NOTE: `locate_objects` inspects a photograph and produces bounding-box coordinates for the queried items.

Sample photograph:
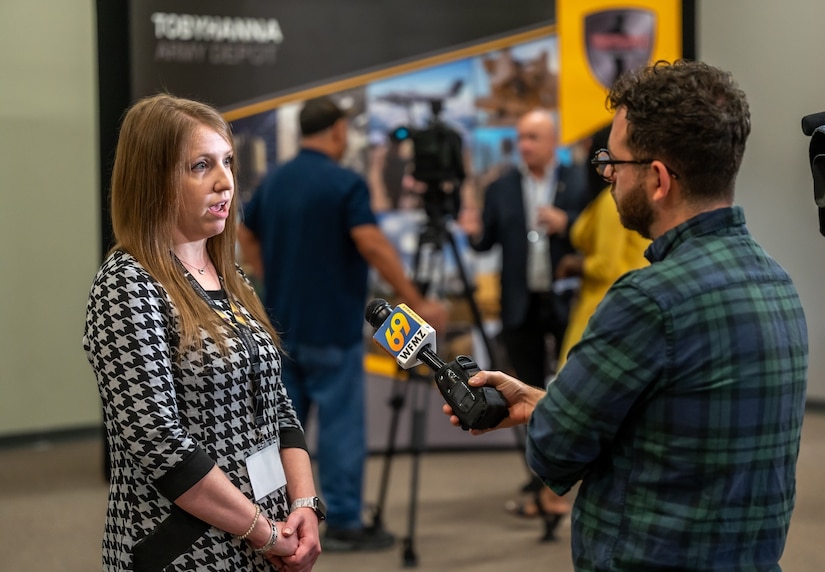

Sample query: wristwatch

[290,496,327,521]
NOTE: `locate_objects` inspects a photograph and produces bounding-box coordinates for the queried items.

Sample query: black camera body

[800,111,825,236]
[390,100,466,221]
[434,355,509,431]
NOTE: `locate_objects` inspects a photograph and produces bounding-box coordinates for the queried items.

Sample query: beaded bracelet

[252,517,279,555]
[233,504,262,541]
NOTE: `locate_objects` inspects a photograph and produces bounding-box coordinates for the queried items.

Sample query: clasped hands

[254,511,320,572]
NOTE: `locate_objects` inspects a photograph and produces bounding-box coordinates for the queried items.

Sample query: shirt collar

[645,206,746,263]
[518,160,558,183]
[299,147,335,162]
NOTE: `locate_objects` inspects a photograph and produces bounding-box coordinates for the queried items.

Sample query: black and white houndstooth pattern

[84,250,303,571]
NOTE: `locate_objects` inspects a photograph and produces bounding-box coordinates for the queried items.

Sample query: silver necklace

[177,256,209,275]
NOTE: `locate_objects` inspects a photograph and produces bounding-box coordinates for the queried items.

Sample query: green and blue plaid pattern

[527,207,808,571]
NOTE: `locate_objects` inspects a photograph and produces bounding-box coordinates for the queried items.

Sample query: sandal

[504,498,542,519]
[505,487,570,542]
[534,487,569,542]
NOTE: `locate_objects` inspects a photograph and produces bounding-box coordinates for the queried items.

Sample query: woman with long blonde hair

[84,93,322,571]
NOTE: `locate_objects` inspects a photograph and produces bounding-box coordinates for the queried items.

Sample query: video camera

[390,100,466,222]
[800,112,825,236]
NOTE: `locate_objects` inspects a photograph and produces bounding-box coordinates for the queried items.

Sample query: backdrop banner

[130,0,556,110]
[558,0,683,145]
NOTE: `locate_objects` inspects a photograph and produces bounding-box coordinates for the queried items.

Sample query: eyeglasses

[591,148,679,182]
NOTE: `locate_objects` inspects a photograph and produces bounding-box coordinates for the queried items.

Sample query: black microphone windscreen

[365,298,392,328]
[801,112,825,136]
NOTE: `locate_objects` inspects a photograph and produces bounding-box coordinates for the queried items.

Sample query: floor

[1,412,824,571]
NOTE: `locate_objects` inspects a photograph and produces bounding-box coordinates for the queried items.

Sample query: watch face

[293,497,326,520]
[314,497,327,521]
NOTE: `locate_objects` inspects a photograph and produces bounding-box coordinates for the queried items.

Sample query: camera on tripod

[390,100,466,222]
[800,111,825,236]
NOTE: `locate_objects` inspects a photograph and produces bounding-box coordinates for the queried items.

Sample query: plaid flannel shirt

[527,206,808,571]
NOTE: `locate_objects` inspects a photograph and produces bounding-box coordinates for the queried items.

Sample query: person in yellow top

[502,126,649,534]
[555,183,651,368]
[503,126,649,532]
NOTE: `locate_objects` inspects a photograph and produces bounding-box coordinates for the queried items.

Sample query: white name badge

[245,441,287,501]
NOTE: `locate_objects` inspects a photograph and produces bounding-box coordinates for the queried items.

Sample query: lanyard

[177,259,266,429]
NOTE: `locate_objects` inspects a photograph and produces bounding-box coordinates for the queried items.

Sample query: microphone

[365,298,441,370]
[365,298,508,430]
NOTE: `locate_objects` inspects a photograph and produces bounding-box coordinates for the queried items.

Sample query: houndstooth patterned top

[83,250,306,571]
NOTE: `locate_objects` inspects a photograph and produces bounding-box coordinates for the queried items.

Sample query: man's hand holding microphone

[441,370,546,435]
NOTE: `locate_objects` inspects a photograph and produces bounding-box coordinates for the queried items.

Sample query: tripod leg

[371,372,409,531]
[411,228,434,296]
[445,231,498,370]
[402,373,429,567]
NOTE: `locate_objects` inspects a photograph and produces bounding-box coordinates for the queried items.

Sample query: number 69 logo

[384,312,411,352]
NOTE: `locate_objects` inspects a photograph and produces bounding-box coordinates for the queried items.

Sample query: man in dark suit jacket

[460,108,588,527]
[461,109,588,389]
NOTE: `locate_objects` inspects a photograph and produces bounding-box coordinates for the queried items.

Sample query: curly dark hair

[607,59,751,203]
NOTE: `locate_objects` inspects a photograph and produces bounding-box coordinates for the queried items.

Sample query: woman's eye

[192,160,208,171]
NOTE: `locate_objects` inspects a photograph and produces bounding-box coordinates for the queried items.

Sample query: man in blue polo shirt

[240,96,447,552]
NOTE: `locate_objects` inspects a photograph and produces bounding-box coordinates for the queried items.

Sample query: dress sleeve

[83,261,215,498]
[274,374,308,452]
[525,277,667,494]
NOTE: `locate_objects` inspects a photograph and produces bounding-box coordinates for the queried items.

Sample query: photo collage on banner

[227,0,685,369]
[229,34,582,367]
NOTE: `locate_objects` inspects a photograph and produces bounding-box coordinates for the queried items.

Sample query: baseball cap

[299,96,349,136]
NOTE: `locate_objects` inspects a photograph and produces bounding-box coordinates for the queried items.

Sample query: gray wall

[1,2,101,437]
[697,1,825,402]
[1,1,824,438]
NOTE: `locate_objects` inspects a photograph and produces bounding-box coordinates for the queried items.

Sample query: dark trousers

[501,291,568,389]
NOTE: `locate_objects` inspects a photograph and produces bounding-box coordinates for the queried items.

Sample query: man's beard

[614,179,654,240]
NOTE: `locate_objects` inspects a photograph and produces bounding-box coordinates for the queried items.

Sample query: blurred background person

[238,96,448,552]
[459,108,588,389]
[512,124,650,527]
[458,107,589,536]
[555,124,651,368]
[84,93,321,571]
